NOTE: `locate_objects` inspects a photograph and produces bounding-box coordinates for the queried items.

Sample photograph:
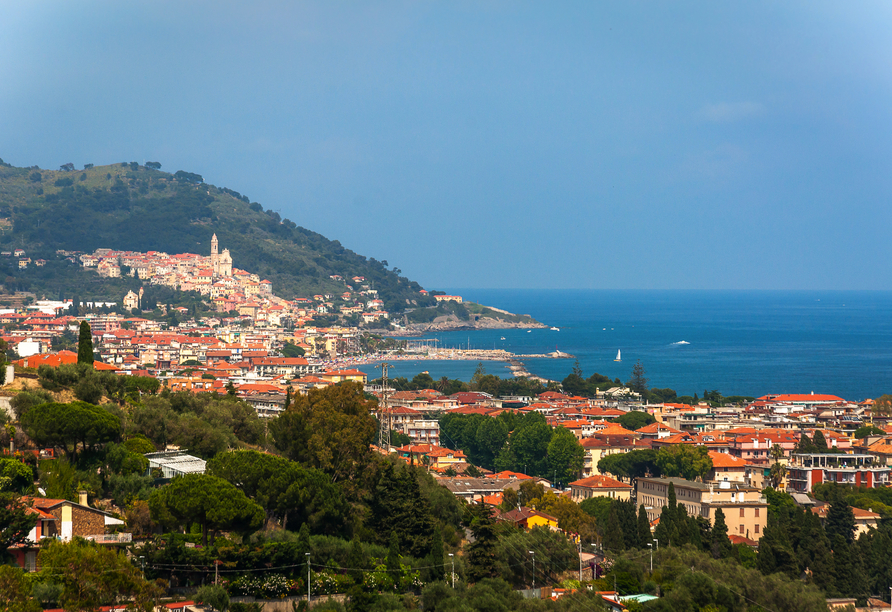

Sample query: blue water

[359,290,892,401]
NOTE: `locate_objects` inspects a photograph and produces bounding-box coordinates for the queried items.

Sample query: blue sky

[2,2,891,290]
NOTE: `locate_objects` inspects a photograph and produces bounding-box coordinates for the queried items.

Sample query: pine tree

[77,321,94,365]
[626,360,649,395]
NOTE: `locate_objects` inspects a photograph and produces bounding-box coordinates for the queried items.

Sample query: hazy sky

[2,2,891,290]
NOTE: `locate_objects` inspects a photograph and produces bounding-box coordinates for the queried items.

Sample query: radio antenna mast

[378,362,391,450]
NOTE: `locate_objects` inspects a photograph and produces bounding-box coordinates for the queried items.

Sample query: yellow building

[497,507,559,530]
[319,369,367,384]
[569,475,632,502]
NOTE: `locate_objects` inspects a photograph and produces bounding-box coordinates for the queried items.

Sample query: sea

[355,290,892,401]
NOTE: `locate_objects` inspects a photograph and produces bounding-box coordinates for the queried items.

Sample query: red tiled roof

[569,475,631,489]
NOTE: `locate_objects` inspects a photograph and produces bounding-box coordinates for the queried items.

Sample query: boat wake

[671,341,690,345]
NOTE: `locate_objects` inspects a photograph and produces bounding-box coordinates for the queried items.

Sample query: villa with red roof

[569,475,632,502]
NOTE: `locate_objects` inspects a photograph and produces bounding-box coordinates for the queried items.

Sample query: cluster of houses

[74,235,393,326]
[370,388,892,550]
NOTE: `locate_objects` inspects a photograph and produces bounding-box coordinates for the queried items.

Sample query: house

[497,507,559,530]
[707,451,747,483]
[319,369,368,384]
[637,477,768,541]
[11,493,129,572]
[568,475,632,502]
[786,453,891,493]
[811,503,879,537]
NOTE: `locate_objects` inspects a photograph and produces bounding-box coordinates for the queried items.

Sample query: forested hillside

[0,159,433,311]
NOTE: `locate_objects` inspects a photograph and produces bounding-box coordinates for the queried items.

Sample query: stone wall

[48,503,107,538]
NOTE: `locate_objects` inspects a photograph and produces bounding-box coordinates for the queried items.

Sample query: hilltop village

[2,236,892,611]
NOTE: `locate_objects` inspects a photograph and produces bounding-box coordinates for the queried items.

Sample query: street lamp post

[654,538,659,551]
[647,543,653,572]
[529,551,535,590]
[306,553,311,604]
[448,553,455,588]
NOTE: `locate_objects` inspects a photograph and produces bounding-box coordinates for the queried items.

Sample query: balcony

[85,533,132,544]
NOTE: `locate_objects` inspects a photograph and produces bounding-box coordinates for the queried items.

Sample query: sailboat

[614,350,622,362]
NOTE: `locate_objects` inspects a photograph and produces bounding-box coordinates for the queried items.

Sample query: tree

[768,444,787,489]
[711,508,731,559]
[509,419,553,478]
[77,321,94,365]
[207,449,346,534]
[367,460,436,558]
[195,585,229,611]
[148,473,264,546]
[0,565,42,612]
[655,445,712,481]
[546,426,584,485]
[474,418,509,470]
[615,411,656,431]
[21,401,121,459]
[854,424,884,439]
[874,394,892,416]
[796,433,816,453]
[638,504,652,547]
[825,499,856,544]
[626,360,648,395]
[0,458,34,492]
[465,502,499,582]
[0,492,37,555]
[145,161,162,170]
[38,537,163,612]
[269,382,376,489]
[811,430,829,452]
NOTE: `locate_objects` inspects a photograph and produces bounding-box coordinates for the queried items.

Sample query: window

[754,508,760,518]
[739,524,744,534]
[755,524,760,534]
[740,508,745,517]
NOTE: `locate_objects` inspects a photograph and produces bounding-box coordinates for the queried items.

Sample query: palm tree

[769,444,787,489]
[437,376,450,393]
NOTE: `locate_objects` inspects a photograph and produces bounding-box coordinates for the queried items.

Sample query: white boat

[614,349,622,362]
[500,336,506,340]
[550,326,559,331]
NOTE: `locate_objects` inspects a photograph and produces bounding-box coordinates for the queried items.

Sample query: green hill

[0,159,434,312]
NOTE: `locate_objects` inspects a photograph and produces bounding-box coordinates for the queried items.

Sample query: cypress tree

[603,503,625,552]
[386,530,401,576]
[796,433,816,453]
[465,502,499,582]
[711,508,732,559]
[812,430,829,452]
[637,504,652,547]
[77,321,94,365]
[825,500,856,544]
[428,526,445,581]
[347,535,366,584]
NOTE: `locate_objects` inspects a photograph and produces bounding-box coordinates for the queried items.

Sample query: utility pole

[529,550,535,590]
[648,543,653,572]
[378,362,391,450]
[214,560,219,586]
[578,538,582,581]
[449,553,455,588]
[306,553,311,604]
